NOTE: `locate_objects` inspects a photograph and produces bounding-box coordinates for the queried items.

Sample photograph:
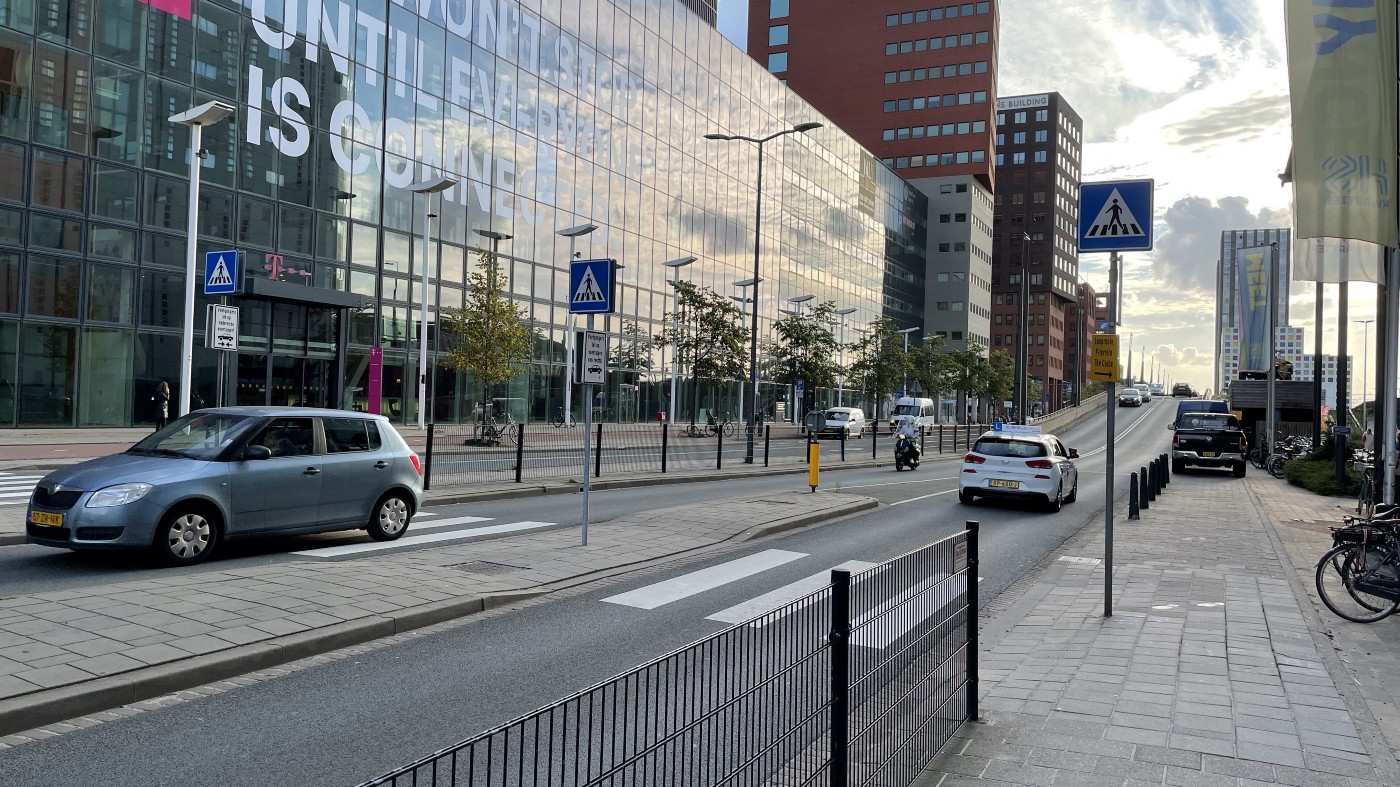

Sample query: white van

[889,397,938,429]
[818,407,866,439]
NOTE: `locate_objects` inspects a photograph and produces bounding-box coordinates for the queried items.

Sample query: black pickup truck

[1171,412,1247,477]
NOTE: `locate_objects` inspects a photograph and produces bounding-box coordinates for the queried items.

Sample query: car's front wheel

[368,492,412,541]
[154,505,220,566]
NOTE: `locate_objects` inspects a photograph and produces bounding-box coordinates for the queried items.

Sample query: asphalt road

[0,399,1184,787]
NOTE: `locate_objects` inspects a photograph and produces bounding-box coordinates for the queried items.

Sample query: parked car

[1118,388,1143,407]
[958,430,1079,511]
[26,407,423,565]
[1170,398,1229,430]
[1171,412,1247,477]
[818,407,866,439]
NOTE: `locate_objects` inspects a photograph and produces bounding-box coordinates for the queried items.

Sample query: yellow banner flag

[1286,0,1398,249]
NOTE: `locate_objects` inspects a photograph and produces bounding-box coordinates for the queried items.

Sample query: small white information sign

[578,330,607,385]
[206,304,239,351]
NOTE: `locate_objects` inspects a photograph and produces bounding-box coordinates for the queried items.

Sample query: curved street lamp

[704,121,823,462]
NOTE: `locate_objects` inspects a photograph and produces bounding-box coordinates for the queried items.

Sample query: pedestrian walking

[153,381,170,430]
[1365,427,1374,453]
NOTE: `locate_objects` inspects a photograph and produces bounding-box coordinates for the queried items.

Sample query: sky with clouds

[716,0,1374,393]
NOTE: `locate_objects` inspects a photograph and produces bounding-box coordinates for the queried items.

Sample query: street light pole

[898,327,919,400]
[835,307,857,407]
[705,121,823,464]
[1357,318,1374,428]
[557,224,598,427]
[663,255,698,425]
[1016,231,1031,423]
[169,100,234,418]
[408,176,458,430]
[732,277,759,423]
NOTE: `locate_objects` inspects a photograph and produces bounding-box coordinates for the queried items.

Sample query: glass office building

[0,0,926,427]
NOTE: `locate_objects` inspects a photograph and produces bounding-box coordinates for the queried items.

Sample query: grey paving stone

[1201,754,1276,781]
[1297,729,1368,755]
[1169,733,1235,757]
[1104,725,1168,746]
[983,758,1055,786]
[1025,748,1098,773]
[1236,740,1305,768]
[935,753,989,777]
[1046,771,1127,787]
[1093,754,1166,783]
[12,663,96,688]
[68,652,146,677]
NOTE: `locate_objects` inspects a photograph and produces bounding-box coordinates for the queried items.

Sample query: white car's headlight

[86,482,154,508]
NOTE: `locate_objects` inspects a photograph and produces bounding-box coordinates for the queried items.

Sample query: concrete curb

[0,590,547,738]
[0,493,878,737]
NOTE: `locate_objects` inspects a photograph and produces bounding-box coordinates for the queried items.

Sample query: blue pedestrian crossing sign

[569,258,615,314]
[203,250,240,295]
[1078,180,1154,252]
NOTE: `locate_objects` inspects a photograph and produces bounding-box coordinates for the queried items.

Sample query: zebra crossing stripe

[706,560,878,625]
[602,549,808,610]
[851,572,965,649]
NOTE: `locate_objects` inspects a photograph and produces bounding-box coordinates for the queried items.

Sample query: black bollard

[1140,466,1150,510]
[1148,462,1158,502]
[1129,473,1140,520]
[1161,452,1171,486]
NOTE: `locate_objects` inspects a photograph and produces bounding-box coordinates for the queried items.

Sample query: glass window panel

[318,215,349,262]
[137,268,182,327]
[383,230,412,275]
[29,214,81,252]
[279,206,314,255]
[0,251,17,313]
[199,186,233,239]
[31,148,84,212]
[35,0,91,50]
[769,25,788,46]
[0,206,19,246]
[86,263,133,323]
[89,224,135,261]
[18,322,75,425]
[238,195,275,248]
[91,163,138,222]
[78,326,132,425]
[350,224,379,269]
[25,254,79,318]
[771,0,788,18]
[0,31,31,141]
[237,299,270,352]
[144,174,187,230]
[767,52,787,73]
[32,44,90,152]
[141,76,191,174]
[93,0,144,67]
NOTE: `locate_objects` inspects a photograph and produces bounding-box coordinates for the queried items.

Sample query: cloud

[1149,196,1291,295]
[1165,92,1291,150]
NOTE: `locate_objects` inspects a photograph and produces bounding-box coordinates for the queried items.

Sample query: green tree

[848,318,916,414]
[985,349,1015,408]
[440,247,535,426]
[909,334,953,397]
[659,281,747,424]
[767,300,841,412]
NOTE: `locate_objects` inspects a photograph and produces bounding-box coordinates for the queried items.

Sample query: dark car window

[252,417,316,457]
[324,417,375,453]
[130,413,255,460]
[972,438,1048,458]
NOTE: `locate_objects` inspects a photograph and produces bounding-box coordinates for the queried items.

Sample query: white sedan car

[958,430,1080,511]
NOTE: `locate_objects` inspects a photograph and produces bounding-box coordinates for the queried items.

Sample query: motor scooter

[894,433,921,471]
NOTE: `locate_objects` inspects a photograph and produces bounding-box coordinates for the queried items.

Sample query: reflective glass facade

[0,0,926,427]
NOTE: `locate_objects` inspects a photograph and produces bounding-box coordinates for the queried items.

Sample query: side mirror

[1069,448,1080,459]
[242,444,273,461]
[1168,424,1176,430]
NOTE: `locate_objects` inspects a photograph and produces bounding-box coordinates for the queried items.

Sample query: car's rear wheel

[1046,487,1063,512]
[154,505,220,566]
[1233,462,1247,478]
[1172,458,1185,474]
[958,489,975,504]
[1065,481,1077,504]
[368,492,412,541]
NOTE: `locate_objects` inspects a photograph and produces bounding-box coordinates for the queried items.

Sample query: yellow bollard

[808,440,820,492]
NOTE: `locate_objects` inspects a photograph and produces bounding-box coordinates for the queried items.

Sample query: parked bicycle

[1266,435,1313,478]
[551,407,576,428]
[1316,514,1400,623]
[708,412,736,438]
[478,415,518,445]
[1356,450,1377,516]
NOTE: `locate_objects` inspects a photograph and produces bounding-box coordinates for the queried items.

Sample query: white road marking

[839,477,959,489]
[294,520,556,558]
[602,549,808,610]
[1080,401,1160,458]
[0,490,36,499]
[706,560,879,624]
[413,510,438,517]
[889,489,958,506]
[852,572,965,649]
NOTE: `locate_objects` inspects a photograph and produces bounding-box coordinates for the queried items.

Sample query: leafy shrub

[1282,458,1360,497]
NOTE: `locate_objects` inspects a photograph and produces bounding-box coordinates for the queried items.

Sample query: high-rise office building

[989,93,1084,413]
[0,0,927,428]
[748,0,999,356]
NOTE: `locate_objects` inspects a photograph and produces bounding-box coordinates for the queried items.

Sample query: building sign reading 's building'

[995,95,1049,111]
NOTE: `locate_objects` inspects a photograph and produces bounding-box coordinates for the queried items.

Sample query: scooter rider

[895,419,921,463]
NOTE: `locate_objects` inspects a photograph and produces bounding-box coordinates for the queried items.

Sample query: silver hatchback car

[27,407,423,565]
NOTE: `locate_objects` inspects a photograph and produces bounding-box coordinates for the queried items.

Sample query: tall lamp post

[1357,318,1375,429]
[169,100,234,418]
[705,121,824,463]
[557,224,598,426]
[732,277,760,423]
[1016,231,1031,422]
[788,295,815,421]
[663,255,698,424]
[407,176,458,429]
[475,228,513,423]
[834,307,857,406]
[897,327,919,398]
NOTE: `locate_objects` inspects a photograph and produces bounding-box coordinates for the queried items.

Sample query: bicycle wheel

[1359,477,1374,516]
[1268,456,1286,478]
[500,423,518,445]
[1315,543,1400,623]
[1250,447,1267,469]
[722,421,736,438]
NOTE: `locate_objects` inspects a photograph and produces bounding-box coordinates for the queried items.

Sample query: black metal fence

[422,422,991,488]
[355,522,979,787]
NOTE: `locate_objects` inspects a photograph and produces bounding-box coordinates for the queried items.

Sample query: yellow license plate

[989,479,1019,489]
[1202,451,1216,458]
[30,511,63,527]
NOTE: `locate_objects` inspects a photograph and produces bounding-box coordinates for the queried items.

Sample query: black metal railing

[356,522,979,787]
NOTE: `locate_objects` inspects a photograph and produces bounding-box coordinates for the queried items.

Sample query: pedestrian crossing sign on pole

[569,258,616,314]
[1078,180,1154,252]
[203,249,241,295]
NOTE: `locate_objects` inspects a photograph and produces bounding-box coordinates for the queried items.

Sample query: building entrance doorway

[235,355,333,407]
[229,302,342,408]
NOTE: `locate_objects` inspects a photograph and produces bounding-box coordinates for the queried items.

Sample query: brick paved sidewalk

[918,469,1400,787]
[0,490,875,737]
